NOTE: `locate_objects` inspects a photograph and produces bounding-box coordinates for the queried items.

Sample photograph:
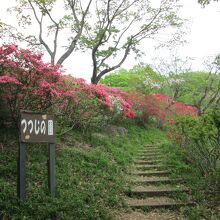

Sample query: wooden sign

[20,111,55,143]
[18,111,56,201]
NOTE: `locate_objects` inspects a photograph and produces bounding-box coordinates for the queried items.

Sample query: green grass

[0,123,166,219]
[161,142,220,220]
[1,124,219,219]
[2,122,219,220]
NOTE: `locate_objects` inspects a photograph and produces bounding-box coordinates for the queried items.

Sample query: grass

[2,123,219,219]
[161,141,220,220]
[0,122,166,219]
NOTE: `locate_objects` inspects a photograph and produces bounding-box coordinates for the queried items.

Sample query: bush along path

[120,143,194,219]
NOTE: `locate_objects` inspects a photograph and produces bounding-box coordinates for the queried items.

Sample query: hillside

[0,45,219,219]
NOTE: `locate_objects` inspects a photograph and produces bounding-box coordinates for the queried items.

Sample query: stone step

[131,170,170,176]
[144,143,164,147]
[132,176,183,184]
[138,150,161,154]
[137,153,162,157]
[135,164,165,170]
[143,144,157,147]
[134,159,163,165]
[126,197,193,209]
[128,185,189,197]
[138,155,164,160]
[138,151,162,154]
[138,155,163,159]
[137,152,163,157]
[138,148,160,152]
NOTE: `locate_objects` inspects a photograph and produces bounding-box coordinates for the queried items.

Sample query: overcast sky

[1,0,220,81]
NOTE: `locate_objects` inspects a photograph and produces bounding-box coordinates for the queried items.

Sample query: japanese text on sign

[20,112,55,143]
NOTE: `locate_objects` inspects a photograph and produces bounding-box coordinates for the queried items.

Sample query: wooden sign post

[18,111,56,201]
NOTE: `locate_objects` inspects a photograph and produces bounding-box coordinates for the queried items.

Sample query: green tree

[101,64,164,93]
[169,70,220,115]
[153,55,192,100]
[152,55,220,113]
[82,0,183,83]
[100,68,130,87]
[7,0,183,83]
[176,71,209,104]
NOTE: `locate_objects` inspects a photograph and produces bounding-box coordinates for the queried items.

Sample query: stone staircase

[125,144,193,210]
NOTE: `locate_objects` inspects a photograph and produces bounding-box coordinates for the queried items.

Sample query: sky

[1,0,220,81]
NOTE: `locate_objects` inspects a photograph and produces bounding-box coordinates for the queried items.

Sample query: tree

[169,62,220,115]
[10,0,93,65]
[101,64,164,93]
[82,0,183,83]
[8,0,183,83]
[100,68,130,87]
[153,55,192,100]
[194,57,220,115]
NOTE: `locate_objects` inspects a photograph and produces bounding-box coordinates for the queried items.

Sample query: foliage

[169,109,220,178]
[176,71,220,114]
[101,65,163,94]
[162,141,220,219]
[152,55,192,100]
[0,44,199,130]
[140,69,220,115]
[55,76,136,131]
[123,92,157,125]
[168,102,198,118]
[100,68,131,88]
[139,93,198,127]
[173,71,209,103]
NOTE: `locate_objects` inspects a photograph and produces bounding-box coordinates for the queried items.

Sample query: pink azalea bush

[0,44,198,130]
[0,45,135,129]
[146,93,198,124]
[0,44,66,122]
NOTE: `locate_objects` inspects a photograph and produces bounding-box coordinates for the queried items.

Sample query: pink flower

[125,111,135,118]
[0,75,21,85]
[39,80,51,88]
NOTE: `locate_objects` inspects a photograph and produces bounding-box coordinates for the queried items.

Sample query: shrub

[0,44,64,126]
[172,109,220,178]
[0,45,135,131]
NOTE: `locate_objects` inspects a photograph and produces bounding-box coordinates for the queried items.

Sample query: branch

[196,72,213,113]
[94,41,132,83]
[203,80,220,112]
[57,0,93,64]
[132,5,162,40]
[68,0,79,23]
[40,4,60,62]
[98,16,136,69]
[113,0,138,18]
[28,0,54,62]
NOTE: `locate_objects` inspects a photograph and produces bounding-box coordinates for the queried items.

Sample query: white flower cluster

[143,76,185,89]
[166,78,185,86]
[143,77,161,89]
[109,95,123,113]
